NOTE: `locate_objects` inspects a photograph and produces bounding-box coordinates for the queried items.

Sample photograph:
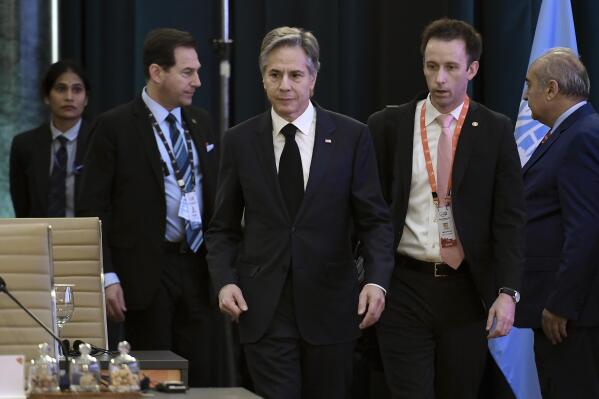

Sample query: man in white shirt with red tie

[368,18,525,399]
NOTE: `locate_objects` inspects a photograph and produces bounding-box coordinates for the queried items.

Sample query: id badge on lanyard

[436,202,458,248]
[420,97,469,250]
[178,192,202,224]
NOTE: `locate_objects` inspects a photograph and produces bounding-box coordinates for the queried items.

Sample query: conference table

[28,389,260,399]
[152,388,261,399]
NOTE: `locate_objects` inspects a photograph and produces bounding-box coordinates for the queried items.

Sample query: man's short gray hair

[533,47,590,99]
[259,26,320,76]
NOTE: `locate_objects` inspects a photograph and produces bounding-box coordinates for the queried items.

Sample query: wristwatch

[498,287,521,304]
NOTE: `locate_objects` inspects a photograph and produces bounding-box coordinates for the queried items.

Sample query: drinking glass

[54,284,75,356]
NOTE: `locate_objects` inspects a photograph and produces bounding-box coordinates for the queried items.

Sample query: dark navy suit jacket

[77,97,219,311]
[517,103,599,328]
[9,120,90,217]
[206,106,394,344]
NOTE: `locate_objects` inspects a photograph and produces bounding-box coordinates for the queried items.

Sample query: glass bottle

[28,342,60,393]
[70,342,101,391]
[109,341,140,392]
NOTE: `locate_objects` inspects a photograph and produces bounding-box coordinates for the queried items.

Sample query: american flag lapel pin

[324,138,332,144]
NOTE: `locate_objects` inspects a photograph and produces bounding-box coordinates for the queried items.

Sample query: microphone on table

[72,339,117,356]
[0,275,71,389]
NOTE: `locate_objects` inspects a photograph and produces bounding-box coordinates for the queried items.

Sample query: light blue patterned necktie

[166,113,203,252]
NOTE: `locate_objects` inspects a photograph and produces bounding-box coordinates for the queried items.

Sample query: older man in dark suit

[518,47,599,398]
[206,26,394,399]
[368,19,525,399]
[77,28,219,387]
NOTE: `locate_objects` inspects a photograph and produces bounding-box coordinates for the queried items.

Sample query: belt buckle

[434,262,448,278]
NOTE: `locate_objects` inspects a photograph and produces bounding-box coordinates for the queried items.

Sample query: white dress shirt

[397,95,464,262]
[271,101,316,189]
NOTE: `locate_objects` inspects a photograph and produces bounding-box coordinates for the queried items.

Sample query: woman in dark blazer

[9,60,91,217]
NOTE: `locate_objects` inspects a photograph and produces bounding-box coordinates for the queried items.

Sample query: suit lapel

[254,112,288,217]
[73,120,90,199]
[33,125,53,213]
[522,103,595,175]
[74,120,89,167]
[183,108,218,217]
[391,102,417,240]
[451,102,480,195]
[521,128,561,175]
[133,98,164,191]
[301,108,335,210]
[182,108,208,177]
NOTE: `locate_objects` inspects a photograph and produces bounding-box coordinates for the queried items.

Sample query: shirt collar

[424,94,464,127]
[271,101,315,137]
[552,100,587,132]
[50,118,82,141]
[142,87,182,126]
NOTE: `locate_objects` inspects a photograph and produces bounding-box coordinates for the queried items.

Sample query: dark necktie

[47,135,68,217]
[278,123,304,220]
[165,113,203,252]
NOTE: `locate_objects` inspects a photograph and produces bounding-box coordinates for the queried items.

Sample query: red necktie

[436,114,464,269]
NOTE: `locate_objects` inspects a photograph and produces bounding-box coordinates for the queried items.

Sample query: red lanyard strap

[419,96,469,202]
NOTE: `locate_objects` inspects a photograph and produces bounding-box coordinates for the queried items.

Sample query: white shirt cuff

[104,272,120,288]
[365,283,386,295]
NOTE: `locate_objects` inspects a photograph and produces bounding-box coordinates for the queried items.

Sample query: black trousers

[534,326,599,399]
[124,248,218,387]
[377,257,487,399]
[243,272,354,399]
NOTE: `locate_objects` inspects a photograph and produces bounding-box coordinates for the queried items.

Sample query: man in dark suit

[517,48,599,398]
[10,60,90,217]
[368,19,525,399]
[206,26,394,399]
[77,28,219,386]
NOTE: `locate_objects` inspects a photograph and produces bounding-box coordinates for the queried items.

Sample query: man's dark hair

[420,18,482,64]
[143,28,197,80]
[41,60,90,98]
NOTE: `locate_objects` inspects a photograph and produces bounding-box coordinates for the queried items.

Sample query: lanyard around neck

[145,106,196,192]
[419,96,469,202]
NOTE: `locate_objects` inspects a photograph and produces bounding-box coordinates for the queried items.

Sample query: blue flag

[491,2,579,399]
[514,0,578,165]
[489,328,541,399]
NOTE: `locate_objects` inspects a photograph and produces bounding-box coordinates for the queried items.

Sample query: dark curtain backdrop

[59,0,220,121]
[232,0,598,124]
[59,0,598,127]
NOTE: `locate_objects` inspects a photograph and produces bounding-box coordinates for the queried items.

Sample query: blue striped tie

[166,113,203,252]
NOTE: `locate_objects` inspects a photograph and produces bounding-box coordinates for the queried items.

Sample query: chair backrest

[0,223,57,359]
[0,218,107,351]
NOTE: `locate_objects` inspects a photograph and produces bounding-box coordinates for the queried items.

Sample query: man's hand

[358,285,386,329]
[218,284,248,322]
[542,308,568,345]
[486,293,515,338]
[105,283,126,322]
